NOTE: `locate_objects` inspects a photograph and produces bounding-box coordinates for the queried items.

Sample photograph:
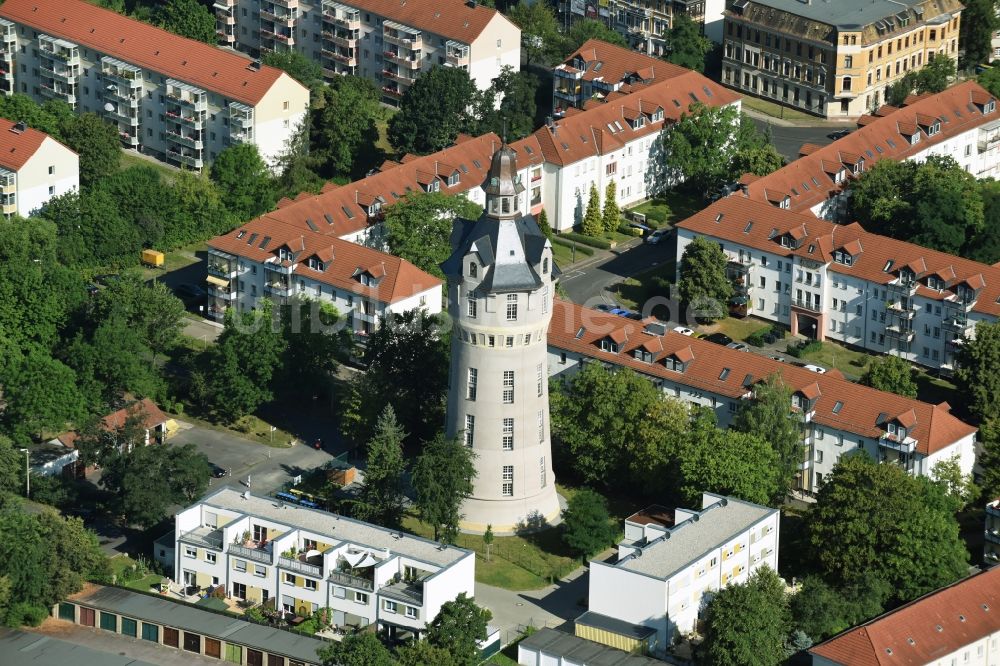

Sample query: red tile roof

[59,398,167,448]
[548,299,976,456]
[0,0,297,106]
[534,72,740,166]
[676,196,1000,319]
[209,217,441,305]
[558,39,691,88]
[239,132,542,240]
[342,0,507,44]
[739,81,1000,214]
[0,117,71,171]
[810,567,1000,665]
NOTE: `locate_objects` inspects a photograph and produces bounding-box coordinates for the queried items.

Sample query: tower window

[502,465,513,495]
[502,418,514,450]
[467,296,477,318]
[506,294,518,320]
[467,368,478,400]
[469,262,477,278]
[502,198,510,214]
[503,370,514,403]
[464,415,474,447]
[537,364,544,396]
[538,410,544,442]
[543,257,549,274]
[540,456,546,487]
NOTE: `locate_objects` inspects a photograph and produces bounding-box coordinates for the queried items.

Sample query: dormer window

[833,250,853,266]
[278,247,291,261]
[780,234,793,248]
[368,202,382,216]
[928,121,940,136]
[447,172,460,187]
[898,268,915,285]
[652,109,663,121]
[926,275,942,290]
[502,198,511,214]
[600,338,619,353]
[910,132,920,146]
[469,262,477,278]
[853,159,864,174]
[307,257,324,271]
[988,100,997,114]
[834,169,846,184]
[634,349,653,363]
[424,181,440,193]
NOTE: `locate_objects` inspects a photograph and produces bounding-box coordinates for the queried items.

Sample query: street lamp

[18,448,28,498]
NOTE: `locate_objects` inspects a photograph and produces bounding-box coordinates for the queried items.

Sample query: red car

[312,438,323,450]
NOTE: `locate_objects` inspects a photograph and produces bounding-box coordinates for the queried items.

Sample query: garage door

[99,612,117,632]
[246,648,263,666]
[205,637,222,659]
[184,631,201,653]
[225,643,242,664]
[164,626,179,648]
[79,607,95,627]
[141,622,158,642]
[120,617,138,638]
[58,603,75,621]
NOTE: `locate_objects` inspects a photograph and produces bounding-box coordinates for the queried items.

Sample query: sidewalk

[741,104,855,129]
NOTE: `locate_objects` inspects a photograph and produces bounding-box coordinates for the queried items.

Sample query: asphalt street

[750,117,854,162]
[560,240,673,309]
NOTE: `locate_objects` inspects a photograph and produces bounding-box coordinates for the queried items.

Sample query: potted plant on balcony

[241,529,251,546]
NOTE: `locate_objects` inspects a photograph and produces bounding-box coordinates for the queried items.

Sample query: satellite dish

[103,102,115,112]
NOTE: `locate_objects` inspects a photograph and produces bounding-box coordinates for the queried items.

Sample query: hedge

[561,232,612,250]
[551,236,595,256]
[786,339,823,358]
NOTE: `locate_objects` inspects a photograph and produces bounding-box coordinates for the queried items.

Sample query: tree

[860,355,918,398]
[389,67,482,155]
[341,310,449,446]
[412,434,476,543]
[699,567,790,666]
[0,95,73,140]
[957,321,1000,421]
[60,113,121,186]
[0,435,24,496]
[678,429,782,507]
[356,406,408,528]
[311,76,384,178]
[809,454,968,602]
[262,51,323,89]
[0,504,108,625]
[210,144,277,222]
[383,191,482,278]
[477,67,539,141]
[978,419,1000,503]
[966,179,1000,265]
[155,0,216,43]
[960,0,1000,67]
[275,297,350,403]
[731,144,785,178]
[427,593,493,666]
[732,374,803,498]
[507,1,564,66]
[1,348,85,442]
[39,190,141,268]
[89,275,187,364]
[549,362,689,491]
[930,455,979,511]
[203,302,285,422]
[581,183,603,236]
[657,103,742,193]
[677,236,733,322]
[396,640,458,666]
[665,14,711,72]
[561,488,617,558]
[564,20,627,53]
[602,181,620,233]
[979,64,1000,98]
[274,119,325,200]
[917,53,955,93]
[790,573,892,643]
[318,631,394,666]
[536,208,554,240]
[100,443,210,527]
[483,524,494,562]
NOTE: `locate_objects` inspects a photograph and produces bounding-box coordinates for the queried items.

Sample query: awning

[205,275,229,287]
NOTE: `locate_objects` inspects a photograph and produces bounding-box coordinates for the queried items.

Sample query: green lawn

[627,191,702,229]
[108,555,163,593]
[552,241,581,268]
[702,317,771,341]
[914,370,960,406]
[740,97,822,122]
[140,240,206,281]
[614,261,676,313]
[165,411,296,449]
[120,151,179,179]
[796,341,874,380]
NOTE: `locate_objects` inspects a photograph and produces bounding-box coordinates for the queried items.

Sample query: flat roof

[575,611,657,641]
[0,628,157,666]
[70,586,327,664]
[625,505,674,528]
[615,496,776,579]
[743,0,943,28]
[200,488,469,568]
[522,628,662,665]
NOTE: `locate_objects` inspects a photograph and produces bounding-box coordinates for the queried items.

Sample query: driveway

[476,566,590,645]
[560,239,673,308]
[25,621,225,666]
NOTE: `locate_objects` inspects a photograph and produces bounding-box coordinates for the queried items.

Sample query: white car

[673,326,694,336]
[646,228,669,245]
[803,364,827,374]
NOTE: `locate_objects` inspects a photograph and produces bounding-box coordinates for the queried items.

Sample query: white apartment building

[0,118,77,218]
[810,567,1000,666]
[534,71,740,232]
[207,216,442,337]
[174,488,475,640]
[216,0,519,105]
[581,494,778,655]
[236,132,544,247]
[0,0,309,170]
[547,299,979,494]
[737,81,1000,221]
[675,196,1000,374]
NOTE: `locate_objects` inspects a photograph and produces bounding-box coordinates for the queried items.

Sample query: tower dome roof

[482,144,525,197]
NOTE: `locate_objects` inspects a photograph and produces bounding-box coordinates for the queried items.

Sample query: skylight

[743,220,753,233]
[832,401,843,414]
[719,368,730,380]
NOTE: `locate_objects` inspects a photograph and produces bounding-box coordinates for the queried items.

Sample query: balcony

[166,108,205,127]
[260,29,294,45]
[323,49,357,66]
[791,298,822,313]
[884,324,915,341]
[208,259,237,279]
[179,526,224,550]
[105,106,139,125]
[39,65,78,82]
[382,69,414,84]
[279,555,323,578]
[167,130,204,150]
[886,301,917,319]
[325,32,357,48]
[260,7,298,26]
[165,79,208,110]
[878,432,917,454]
[264,280,292,297]
[889,278,918,295]
[380,581,424,604]
[270,0,299,8]
[38,84,76,106]
[444,40,469,66]
[229,542,273,564]
[383,22,422,49]
[39,35,80,64]
[943,314,973,332]
[167,148,203,170]
[328,569,374,591]
[384,52,421,69]
[986,529,1000,545]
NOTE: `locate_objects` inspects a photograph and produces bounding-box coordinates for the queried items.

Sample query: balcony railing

[229,543,273,564]
[791,298,822,313]
[884,324,915,340]
[380,581,424,604]
[179,528,224,550]
[166,131,204,149]
[166,109,205,126]
[279,556,323,578]
[328,570,374,591]
[886,301,917,319]
[878,433,916,454]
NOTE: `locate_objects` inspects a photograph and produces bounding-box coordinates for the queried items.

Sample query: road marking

[561,270,585,280]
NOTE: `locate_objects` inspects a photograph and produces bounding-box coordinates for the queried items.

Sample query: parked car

[646,228,669,245]
[803,364,827,374]
[726,342,751,352]
[175,283,206,300]
[769,355,786,363]
[209,464,226,478]
[672,326,695,336]
[610,307,641,320]
[703,332,734,346]
[828,129,851,140]
[594,303,614,313]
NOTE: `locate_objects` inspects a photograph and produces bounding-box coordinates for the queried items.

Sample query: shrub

[551,236,595,256]
[643,207,668,225]
[244,606,267,624]
[562,231,612,249]
[786,339,822,357]
[745,330,767,347]
[5,603,49,627]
